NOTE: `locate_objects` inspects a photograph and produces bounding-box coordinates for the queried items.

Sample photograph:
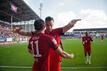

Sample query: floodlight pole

[39,2,43,18]
[11,15,13,29]
[24,21,26,31]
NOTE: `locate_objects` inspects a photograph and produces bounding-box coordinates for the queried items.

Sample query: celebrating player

[82,32,93,64]
[13,16,81,71]
[28,19,74,71]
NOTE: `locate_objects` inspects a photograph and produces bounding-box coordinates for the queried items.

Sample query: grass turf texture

[0,38,107,71]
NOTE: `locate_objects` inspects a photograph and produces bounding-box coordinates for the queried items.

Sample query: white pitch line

[0,66,31,69]
[0,66,107,69]
[61,67,107,69]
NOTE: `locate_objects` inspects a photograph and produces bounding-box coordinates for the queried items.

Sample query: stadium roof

[73,28,107,33]
[0,0,40,23]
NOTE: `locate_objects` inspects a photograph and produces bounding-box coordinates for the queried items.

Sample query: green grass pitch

[0,38,107,71]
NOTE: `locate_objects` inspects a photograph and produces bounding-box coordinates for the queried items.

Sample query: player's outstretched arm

[12,27,32,36]
[62,19,81,33]
[55,47,74,59]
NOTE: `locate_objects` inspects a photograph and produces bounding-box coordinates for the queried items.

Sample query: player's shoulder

[29,35,38,41]
[52,28,63,35]
[29,32,39,40]
[43,34,52,39]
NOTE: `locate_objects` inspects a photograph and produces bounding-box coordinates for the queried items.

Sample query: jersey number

[30,40,42,58]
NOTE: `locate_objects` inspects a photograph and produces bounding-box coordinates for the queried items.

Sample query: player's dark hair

[34,19,45,31]
[45,16,54,22]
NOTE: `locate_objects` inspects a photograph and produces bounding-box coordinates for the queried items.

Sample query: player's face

[85,32,88,36]
[45,20,54,32]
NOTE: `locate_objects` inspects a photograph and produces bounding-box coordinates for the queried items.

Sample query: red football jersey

[82,36,93,47]
[28,32,58,71]
[45,28,63,46]
[82,35,93,55]
[45,28,64,62]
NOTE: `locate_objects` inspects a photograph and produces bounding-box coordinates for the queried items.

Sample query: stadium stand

[73,28,107,38]
[73,28,107,33]
[62,28,107,39]
[0,0,40,45]
[0,0,39,22]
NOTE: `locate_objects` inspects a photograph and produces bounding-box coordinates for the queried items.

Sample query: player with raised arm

[12,17,81,71]
[28,19,74,71]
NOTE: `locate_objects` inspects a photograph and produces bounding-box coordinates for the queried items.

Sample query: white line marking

[61,67,107,69]
[0,66,107,69]
[0,66,31,69]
